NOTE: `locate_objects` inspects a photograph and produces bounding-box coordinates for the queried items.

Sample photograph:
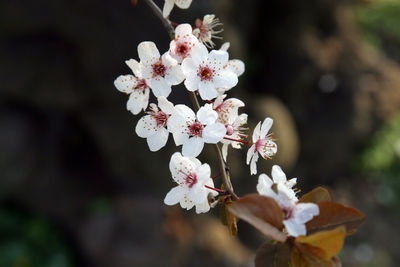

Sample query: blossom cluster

[114,1,318,239]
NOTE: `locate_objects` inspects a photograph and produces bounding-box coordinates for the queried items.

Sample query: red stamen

[212,172,221,179]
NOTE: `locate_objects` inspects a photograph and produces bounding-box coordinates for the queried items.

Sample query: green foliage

[0,207,73,267]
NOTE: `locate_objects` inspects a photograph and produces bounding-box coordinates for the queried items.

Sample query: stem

[205,185,225,193]
[142,0,175,40]
[223,136,251,145]
[212,172,221,179]
[142,0,239,201]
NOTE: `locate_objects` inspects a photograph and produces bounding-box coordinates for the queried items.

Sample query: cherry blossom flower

[114,74,150,115]
[219,42,245,78]
[164,152,218,213]
[127,41,184,99]
[167,103,226,157]
[213,94,248,161]
[135,96,174,152]
[246,117,278,175]
[257,166,319,237]
[163,0,192,18]
[193,14,223,48]
[169,24,200,63]
[181,43,238,100]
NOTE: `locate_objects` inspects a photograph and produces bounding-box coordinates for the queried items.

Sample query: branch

[142,0,175,39]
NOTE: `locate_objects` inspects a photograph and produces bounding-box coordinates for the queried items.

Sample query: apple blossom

[114,74,150,115]
[167,103,226,158]
[257,166,319,237]
[127,41,184,98]
[135,96,174,151]
[246,117,278,175]
[164,152,218,213]
[181,43,238,100]
[193,14,223,48]
[163,0,192,18]
[169,24,200,63]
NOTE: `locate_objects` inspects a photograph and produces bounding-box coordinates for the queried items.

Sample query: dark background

[1,0,400,266]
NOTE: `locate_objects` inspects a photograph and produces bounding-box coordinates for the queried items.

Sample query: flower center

[282,207,293,220]
[135,79,148,92]
[198,66,213,81]
[226,124,235,135]
[189,122,203,137]
[153,112,168,127]
[255,139,277,159]
[185,173,198,188]
[176,43,189,57]
[152,60,166,77]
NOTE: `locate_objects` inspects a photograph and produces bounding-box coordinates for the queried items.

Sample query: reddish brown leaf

[255,241,292,267]
[220,201,239,236]
[291,247,338,267]
[299,187,331,203]
[131,0,138,6]
[228,194,286,242]
[306,201,366,235]
[295,226,346,261]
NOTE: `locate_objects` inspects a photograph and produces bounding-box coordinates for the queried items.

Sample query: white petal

[196,163,211,182]
[162,0,175,17]
[138,41,160,63]
[256,173,274,196]
[283,219,306,237]
[287,178,297,189]
[271,165,287,183]
[252,121,261,142]
[198,81,219,100]
[175,23,193,37]
[169,152,197,184]
[227,59,245,77]
[181,57,198,77]
[221,143,228,162]
[135,115,157,138]
[183,75,200,92]
[157,96,174,114]
[189,157,202,168]
[188,43,208,65]
[188,184,207,204]
[114,75,137,94]
[213,70,238,90]
[149,78,171,97]
[164,185,186,205]
[220,42,230,52]
[182,137,204,158]
[127,89,148,115]
[202,123,226,143]
[125,59,141,77]
[165,64,184,85]
[172,131,188,146]
[260,117,273,137]
[175,0,192,9]
[195,201,210,214]
[246,144,256,165]
[208,50,229,66]
[250,152,259,175]
[294,203,319,224]
[197,104,218,125]
[147,127,169,152]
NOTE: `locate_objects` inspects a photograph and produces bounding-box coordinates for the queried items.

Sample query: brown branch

[142,0,239,201]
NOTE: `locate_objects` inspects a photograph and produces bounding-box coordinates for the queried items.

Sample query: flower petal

[250,152,259,175]
[213,70,238,90]
[149,77,171,97]
[260,117,273,138]
[157,96,174,114]
[293,203,319,224]
[125,59,141,77]
[182,136,204,158]
[164,185,186,205]
[221,143,228,162]
[198,81,219,100]
[135,115,157,138]
[127,89,148,115]
[188,184,207,204]
[197,103,218,125]
[202,123,226,143]
[195,201,210,214]
[196,163,211,183]
[165,64,184,85]
[114,74,137,94]
[246,144,255,164]
[271,165,287,183]
[227,59,245,77]
[256,173,274,196]
[283,218,306,237]
[183,75,200,92]
[147,127,169,152]
[252,121,261,143]
[138,41,160,64]
[175,0,192,9]
[162,0,175,17]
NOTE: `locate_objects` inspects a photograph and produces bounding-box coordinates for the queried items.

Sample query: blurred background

[1,0,400,266]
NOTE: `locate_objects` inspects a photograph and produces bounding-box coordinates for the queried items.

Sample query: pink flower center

[255,138,277,159]
[176,43,189,58]
[226,124,235,135]
[198,66,214,81]
[185,173,198,188]
[189,122,203,137]
[153,112,168,127]
[152,60,166,77]
[135,79,148,92]
[195,19,210,40]
[282,207,294,220]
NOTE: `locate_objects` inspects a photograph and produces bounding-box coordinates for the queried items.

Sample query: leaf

[299,187,331,203]
[220,200,238,236]
[228,194,286,242]
[306,202,366,235]
[291,247,338,267]
[255,241,292,267]
[295,226,346,261]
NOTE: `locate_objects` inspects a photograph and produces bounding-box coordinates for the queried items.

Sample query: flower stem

[205,185,225,193]
[142,0,239,201]
[223,136,251,145]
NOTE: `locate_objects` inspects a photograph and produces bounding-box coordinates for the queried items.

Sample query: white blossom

[213,94,248,161]
[169,24,200,63]
[163,0,192,18]
[219,42,245,78]
[193,14,223,48]
[135,96,174,152]
[246,117,278,175]
[257,166,319,237]
[114,67,150,115]
[181,43,238,100]
[127,41,184,99]
[164,152,218,213]
[167,103,226,158]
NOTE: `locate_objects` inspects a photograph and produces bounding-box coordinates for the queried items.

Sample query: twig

[142,0,175,40]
